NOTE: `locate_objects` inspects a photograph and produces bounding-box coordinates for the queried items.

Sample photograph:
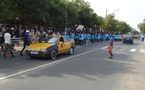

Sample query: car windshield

[39,37,58,43]
[125,35,132,38]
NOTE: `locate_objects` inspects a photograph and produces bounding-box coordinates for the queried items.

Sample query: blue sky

[84,0,145,31]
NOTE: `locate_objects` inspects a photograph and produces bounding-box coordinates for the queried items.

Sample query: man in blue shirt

[20,30,30,56]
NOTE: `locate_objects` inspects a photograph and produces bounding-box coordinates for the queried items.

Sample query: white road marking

[101,46,117,50]
[100,46,108,49]
[76,46,84,48]
[118,49,123,51]
[140,49,145,53]
[0,49,97,81]
[130,49,136,52]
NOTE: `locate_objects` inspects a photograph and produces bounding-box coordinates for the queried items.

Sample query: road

[0,39,145,90]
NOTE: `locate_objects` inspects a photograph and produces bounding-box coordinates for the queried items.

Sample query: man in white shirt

[4,29,14,58]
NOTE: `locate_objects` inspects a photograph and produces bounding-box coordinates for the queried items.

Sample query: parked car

[123,35,133,44]
[114,35,123,41]
[25,36,75,59]
[132,34,140,39]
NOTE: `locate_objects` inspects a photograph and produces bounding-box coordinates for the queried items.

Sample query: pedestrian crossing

[130,49,136,52]
[100,46,145,53]
[140,49,145,53]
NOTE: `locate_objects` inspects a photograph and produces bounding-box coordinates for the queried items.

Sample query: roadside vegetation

[0,0,138,34]
[138,19,145,34]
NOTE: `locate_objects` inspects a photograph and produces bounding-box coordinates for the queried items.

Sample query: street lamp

[65,0,68,36]
[106,9,120,17]
[113,9,120,14]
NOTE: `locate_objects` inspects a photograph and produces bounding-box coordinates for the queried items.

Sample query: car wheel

[68,47,73,55]
[30,56,35,58]
[50,50,57,60]
[25,51,28,55]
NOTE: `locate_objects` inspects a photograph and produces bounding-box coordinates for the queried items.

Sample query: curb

[0,45,84,55]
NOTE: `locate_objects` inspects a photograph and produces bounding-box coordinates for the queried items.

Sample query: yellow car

[25,36,74,59]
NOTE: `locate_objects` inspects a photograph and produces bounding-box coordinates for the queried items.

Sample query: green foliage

[78,1,93,27]
[100,14,116,32]
[116,21,132,34]
[0,0,16,23]
[15,0,50,25]
[0,0,133,33]
[131,28,140,35]
[100,14,132,34]
[138,19,145,34]
[67,1,79,27]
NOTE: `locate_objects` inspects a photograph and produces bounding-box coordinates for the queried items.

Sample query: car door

[64,37,72,51]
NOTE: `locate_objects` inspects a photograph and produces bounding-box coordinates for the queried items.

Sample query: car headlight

[40,49,47,52]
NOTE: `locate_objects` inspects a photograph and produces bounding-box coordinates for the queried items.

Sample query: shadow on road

[0,40,143,83]
[5,49,139,81]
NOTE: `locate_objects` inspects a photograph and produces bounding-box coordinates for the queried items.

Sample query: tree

[115,21,132,34]
[100,14,116,32]
[66,1,79,27]
[15,0,49,26]
[131,28,140,35]
[77,0,93,28]
[100,14,132,34]
[0,0,133,33]
[138,19,145,34]
[0,0,16,23]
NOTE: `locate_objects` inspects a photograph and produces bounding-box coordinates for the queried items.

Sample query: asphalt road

[0,39,145,90]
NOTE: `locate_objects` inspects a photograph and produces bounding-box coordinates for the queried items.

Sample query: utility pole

[65,0,68,36]
[106,9,108,17]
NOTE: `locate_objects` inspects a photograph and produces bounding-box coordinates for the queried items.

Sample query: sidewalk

[0,43,92,55]
[14,46,23,52]
[0,45,22,55]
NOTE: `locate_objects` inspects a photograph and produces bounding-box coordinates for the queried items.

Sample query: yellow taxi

[25,36,74,59]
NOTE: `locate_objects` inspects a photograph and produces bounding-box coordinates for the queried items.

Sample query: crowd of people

[0,26,64,58]
[0,26,144,58]
[67,31,116,46]
[0,27,14,58]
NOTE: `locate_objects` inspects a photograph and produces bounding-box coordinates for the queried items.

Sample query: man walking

[4,29,14,58]
[0,27,4,50]
[20,30,30,56]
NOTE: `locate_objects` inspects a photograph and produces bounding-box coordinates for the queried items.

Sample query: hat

[26,30,29,32]
[11,27,14,30]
